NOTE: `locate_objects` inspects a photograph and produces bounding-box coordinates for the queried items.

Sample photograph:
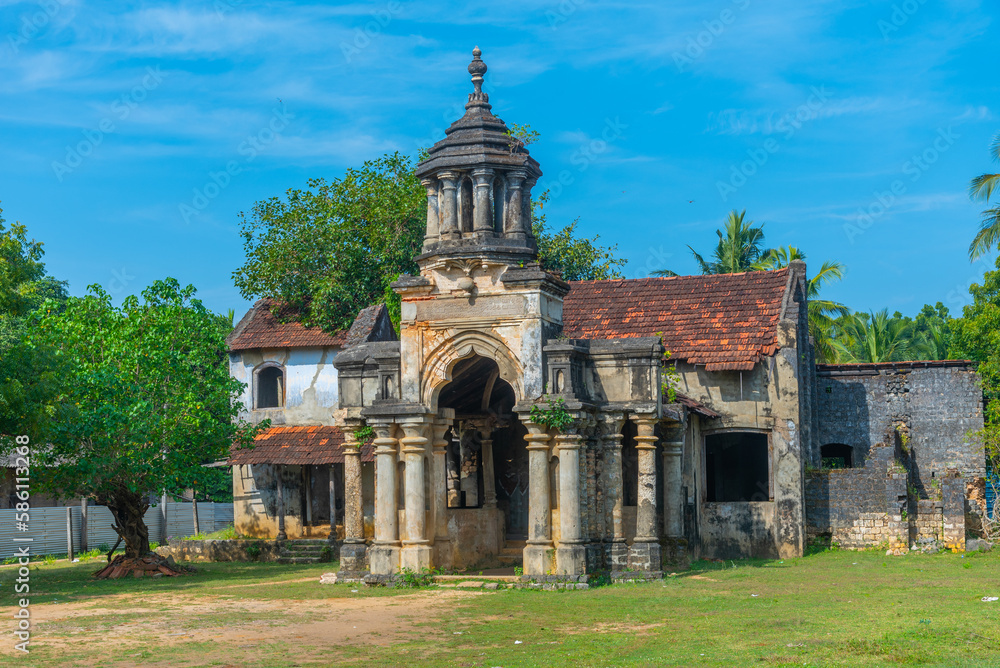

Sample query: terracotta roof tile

[229,426,374,466]
[227,299,346,352]
[563,269,790,371]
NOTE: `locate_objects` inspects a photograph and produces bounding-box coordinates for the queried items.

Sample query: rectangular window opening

[705,432,770,502]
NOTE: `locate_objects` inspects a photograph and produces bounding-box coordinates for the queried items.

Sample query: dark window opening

[821,443,853,469]
[705,432,769,502]
[257,366,284,409]
[460,177,474,233]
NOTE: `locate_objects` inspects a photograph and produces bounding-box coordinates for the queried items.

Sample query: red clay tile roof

[229,426,374,466]
[563,269,791,371]
[227,299,346,352]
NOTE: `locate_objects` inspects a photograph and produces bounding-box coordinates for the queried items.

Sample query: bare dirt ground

[3,588,481,666]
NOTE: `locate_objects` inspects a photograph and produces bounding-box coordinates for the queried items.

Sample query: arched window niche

[255,363,285,409]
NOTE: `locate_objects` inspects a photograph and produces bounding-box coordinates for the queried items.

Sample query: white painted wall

[229,347,340,425]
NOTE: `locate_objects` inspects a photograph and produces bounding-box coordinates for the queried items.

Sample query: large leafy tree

[0,206,68,438]
[24,279,261,560]
[233,152,627,330]
[234,152,426,331]
[950,260,1000,495]
[968,134,1000,261]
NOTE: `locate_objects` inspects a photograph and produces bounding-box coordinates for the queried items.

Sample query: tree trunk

[107,490,152,559]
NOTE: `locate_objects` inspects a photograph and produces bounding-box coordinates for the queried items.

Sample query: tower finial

[468,46,487,97]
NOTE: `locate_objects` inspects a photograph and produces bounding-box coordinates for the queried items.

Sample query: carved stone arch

[421,331,523,411]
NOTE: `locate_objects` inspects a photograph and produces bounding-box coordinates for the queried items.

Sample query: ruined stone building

[227,49,986,580]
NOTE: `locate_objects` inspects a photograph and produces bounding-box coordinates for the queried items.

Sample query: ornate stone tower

[414,46,542,267]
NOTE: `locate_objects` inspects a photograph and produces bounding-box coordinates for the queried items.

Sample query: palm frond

[968,206,1000,261]
[969,173,1000,202]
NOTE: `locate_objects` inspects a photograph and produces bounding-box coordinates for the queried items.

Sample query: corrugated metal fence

[0,502,233,559]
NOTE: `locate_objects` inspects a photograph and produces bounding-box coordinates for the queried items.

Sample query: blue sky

[1,0,997,320]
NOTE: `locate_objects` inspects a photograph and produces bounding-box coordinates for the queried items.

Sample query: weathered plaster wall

[233,463,375,540]
[700,502,778,559]
[230,347,340,426]
[445,507,505,569]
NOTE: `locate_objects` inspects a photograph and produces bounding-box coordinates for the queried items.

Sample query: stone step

[278,556,321,564]
[282,539,329,546]
[283,544,326,552]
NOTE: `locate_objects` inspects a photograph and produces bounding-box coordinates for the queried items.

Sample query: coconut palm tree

[832,309,912,363]
[968,134,1000,260]
[654,209,769,276]
[754,246,849,363]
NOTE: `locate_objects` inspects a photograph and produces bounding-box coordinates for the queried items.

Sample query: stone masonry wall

[805,443,908,549]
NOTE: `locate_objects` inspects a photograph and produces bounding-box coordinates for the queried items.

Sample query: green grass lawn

[2,549,999,667]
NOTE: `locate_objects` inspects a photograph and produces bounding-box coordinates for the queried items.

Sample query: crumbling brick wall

[805,443,908,549]
[810,362,982,549]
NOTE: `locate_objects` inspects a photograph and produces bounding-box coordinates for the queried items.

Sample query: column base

[523,543,555,577]
[400,544,433,572]
[662,537,690,569]
[626,541,662,577]
[556,543,587,576]
[338,541,368,575]
[605,541,629,571]
[369,544,400,575]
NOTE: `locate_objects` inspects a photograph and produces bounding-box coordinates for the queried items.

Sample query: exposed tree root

[93,553,189,580]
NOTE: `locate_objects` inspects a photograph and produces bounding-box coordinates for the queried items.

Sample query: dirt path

[2,589,480,665]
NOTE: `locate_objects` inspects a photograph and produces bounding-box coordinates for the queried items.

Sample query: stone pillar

[431,419,452,567]
[400,420,432,571]
[555,429,587,576]
[422,178,439,246]
[629,415,661,575]
[661,429,684,538]
[438,171,460,240]
[328,464,337,538]
[481,433,497,509]
[599,414,627,571]
[370,422,400,575]
[275,465,286,541]
[522,421,554,576]
[472,168,495,238]
[504,170,527,242]
[522,177,536,243]
[337,425,367,578]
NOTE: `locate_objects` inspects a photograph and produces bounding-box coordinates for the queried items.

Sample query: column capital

[554,431,584,451]
[437,170,460,185]
[631,413,658,450]
[506,169,527,186]
[471,167,495,182]
[420,176,437,188]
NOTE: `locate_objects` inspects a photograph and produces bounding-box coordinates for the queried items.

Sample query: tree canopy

[23,279,261,558]
[233,152,627,331]
[0,206,68,438]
